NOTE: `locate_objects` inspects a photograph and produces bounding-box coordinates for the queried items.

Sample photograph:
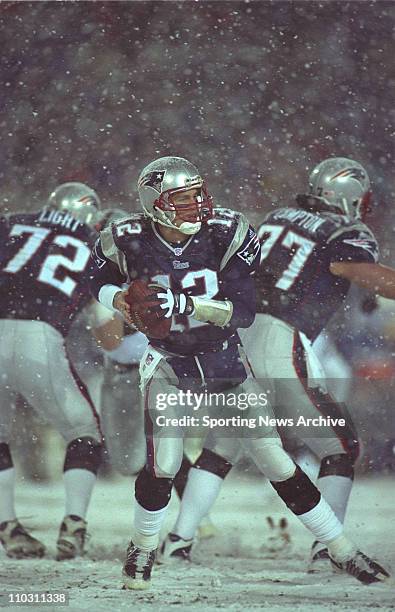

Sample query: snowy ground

[0,472,394,612]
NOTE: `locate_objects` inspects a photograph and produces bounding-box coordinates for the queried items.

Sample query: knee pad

[194,448,233,479]
[271,465,321,515]
[149,438,183,478]
[0,443,13,471]
[135,467,173,511]
[64,437,102,475]
[250,438,296,482]
[318,452,355,480]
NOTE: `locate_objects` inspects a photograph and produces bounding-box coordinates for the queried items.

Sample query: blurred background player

[0,182,119,560]
[245,157,395,569]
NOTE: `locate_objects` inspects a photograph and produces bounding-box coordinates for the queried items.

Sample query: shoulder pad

[99,225,129,277]
[109,213,149,243]
[207,207,250,270]
[327,219,376,243]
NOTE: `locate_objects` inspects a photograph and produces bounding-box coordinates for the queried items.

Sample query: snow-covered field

[0,472,394,612]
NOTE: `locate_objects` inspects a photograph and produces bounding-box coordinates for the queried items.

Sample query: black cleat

[56,515,87,561]
[0,519,46,559]
[330,550,390,585]
[157,532,193,563]
[122,540,156,590]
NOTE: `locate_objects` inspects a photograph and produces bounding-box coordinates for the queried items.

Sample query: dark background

[0,0,394,251]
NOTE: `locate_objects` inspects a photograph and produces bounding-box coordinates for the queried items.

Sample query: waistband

[151,335,239,359]
[106,359,139,372]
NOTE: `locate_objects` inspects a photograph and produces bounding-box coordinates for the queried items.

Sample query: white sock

[317,475,353,523]
[297,496,344,543]
[0,467,17,524]
[63,469,96,519]
[327,533,357,562]
[173,468,223,540]
[134,501,169,550]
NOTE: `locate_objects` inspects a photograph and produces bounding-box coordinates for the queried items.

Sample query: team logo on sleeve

[237,232,261,266]
[342,233,378,260]
[140,171,165,193]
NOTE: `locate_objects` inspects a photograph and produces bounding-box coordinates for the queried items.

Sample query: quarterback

[89,156,388,589]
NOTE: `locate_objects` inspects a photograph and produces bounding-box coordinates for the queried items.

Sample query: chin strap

[152,209,201,235]
[177,221,202,235]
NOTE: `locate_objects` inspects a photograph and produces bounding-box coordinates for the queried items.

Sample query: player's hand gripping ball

[124,280,172,339]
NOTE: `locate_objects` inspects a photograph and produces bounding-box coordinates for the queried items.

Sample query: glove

[149,286,191,319]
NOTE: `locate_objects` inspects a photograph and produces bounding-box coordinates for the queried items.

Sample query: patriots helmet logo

[78,195,97,207]
[140,171,165,193]
[330,167,366,183]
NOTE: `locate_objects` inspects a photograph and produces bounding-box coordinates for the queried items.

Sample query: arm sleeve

[88,237,126,307]
[218,225,261,329]
[329,229,379,264]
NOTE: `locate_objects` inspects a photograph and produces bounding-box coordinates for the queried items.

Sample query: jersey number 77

[258,224,316,290]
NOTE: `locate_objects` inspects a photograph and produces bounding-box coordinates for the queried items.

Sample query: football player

[163,157,392,578]
[0,183,117,560]
[243,157,393,569]
[90,156,388,589]
[96,209,212,518]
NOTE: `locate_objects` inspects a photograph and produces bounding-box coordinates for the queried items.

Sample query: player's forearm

[91,315,124,351]
[97,284,124,310]
[189,296,233,327]
[89,264,124,308]
[228,297,255,328]
[219,276,256,328]
[189,294,255,329]
[209,262,257,329]
[330,262,395,299]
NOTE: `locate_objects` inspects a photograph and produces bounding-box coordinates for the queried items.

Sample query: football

[124,279,172,339]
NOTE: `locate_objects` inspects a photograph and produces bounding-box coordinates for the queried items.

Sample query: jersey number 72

[3,224,91,297]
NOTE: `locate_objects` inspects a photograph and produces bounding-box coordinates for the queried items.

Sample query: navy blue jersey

[0,209,97,336]
[90,208,260,356]
[256,207,379,340]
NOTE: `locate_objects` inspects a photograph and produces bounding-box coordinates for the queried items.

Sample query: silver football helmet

[307,157,372,220]
[137,156,213,234]
[46,182,101,227]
